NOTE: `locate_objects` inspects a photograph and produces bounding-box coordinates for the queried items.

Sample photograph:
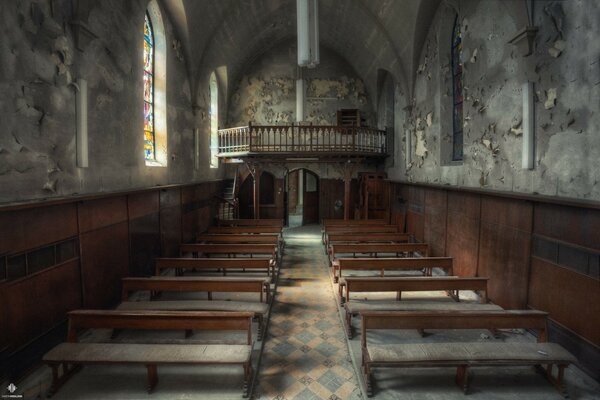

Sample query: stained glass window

[144,13,156,161]
[451,14,463,161]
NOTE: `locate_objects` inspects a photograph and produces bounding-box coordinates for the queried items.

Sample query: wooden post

[343,162,352,220]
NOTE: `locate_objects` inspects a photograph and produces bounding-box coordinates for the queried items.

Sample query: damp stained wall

[388,0,600,202]
[227,40,374,127]
[0,0,223,205]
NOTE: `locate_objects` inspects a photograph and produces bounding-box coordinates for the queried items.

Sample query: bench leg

[46,363,83,398]
[242,362,253,398]
[362,361,374,397]
[537,364,569,398]
[146,364,158,393]
[257,315,264,341]
[455,365,470,394]
[345,311,353,339]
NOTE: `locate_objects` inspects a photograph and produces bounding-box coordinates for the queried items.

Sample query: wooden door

[303,170,319,224]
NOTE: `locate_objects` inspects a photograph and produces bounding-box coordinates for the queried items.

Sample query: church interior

[0,0,599,399]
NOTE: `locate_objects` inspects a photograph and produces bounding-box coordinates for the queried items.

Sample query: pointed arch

[209,71,219,168]
[144,0,168,166]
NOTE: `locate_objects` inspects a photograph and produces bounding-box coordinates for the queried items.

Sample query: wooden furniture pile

[321,218,577,398]
[43,218,285,398]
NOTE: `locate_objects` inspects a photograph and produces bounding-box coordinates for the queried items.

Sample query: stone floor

[254,225,362,400]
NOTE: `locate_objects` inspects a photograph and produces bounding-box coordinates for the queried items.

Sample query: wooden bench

[329,243,429,269]
[180,243,277,262]
[207,226,282,235]
[43,310,254,397]
[195,233,282,258]
[155,257,276,281]
[217,218,283,228]
[323,225,399,245]
[322,218,388,226]
[326,233,412,246]
[360,310,577,397]
[120,277,270,339]
[335,256,453,284]
[342,276,494,337]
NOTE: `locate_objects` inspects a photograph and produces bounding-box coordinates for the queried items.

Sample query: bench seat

[44,342,252,365]
[367,342,577,365]
[117,300,269,340]
[345,301,502,338]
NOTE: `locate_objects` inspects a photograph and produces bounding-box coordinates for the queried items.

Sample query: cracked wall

[228,40,373,127]
[389,0,600,201]
[0,0,221,204]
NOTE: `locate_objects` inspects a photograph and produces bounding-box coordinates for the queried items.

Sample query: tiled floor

[254,226,362,400]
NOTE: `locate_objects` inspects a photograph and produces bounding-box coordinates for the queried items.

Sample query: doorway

[285,169,319,227]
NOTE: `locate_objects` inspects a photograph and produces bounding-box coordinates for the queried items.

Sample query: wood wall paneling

[0,204,78,254]
[80,222,130,308]
[528,258,600,345]
[406,186,425,242]
[3,260,81,351]
[78,196,128,233]
[159,188,182,257]
[445,194,481,277]
[319,179,345,220]
[534,203,600,250]
[478,223,531,309]
[423,189,447,256]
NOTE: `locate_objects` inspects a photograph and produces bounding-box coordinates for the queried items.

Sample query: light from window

[451,15,464,161]
[144,13,156,162]
[209,72,219,168]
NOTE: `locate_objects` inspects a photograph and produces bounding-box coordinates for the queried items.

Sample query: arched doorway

[237,171,276,219]
[285,168,319,227]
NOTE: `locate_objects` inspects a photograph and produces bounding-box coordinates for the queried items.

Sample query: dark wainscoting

[390,181,600,380]
[0,181,222,381]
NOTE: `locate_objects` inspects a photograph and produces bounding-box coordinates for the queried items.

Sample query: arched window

[451,14,463,161]
[144,1,167,166]
[143,13,155,162]
[209,72,219,168]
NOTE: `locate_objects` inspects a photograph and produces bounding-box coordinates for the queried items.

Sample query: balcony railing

[218,124,387,157]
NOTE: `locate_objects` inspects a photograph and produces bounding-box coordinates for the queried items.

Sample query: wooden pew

[43,310,255,397]
[329,243,429,269]
[155,258,275,281]
[120,277,270,339]
[217,218,283,228]
[207,226,282,235]
[342,276,497,337]
[322,218,387,226]
[360,310,577,397]
[327,233,412,245]
[334,256,453,284]
[195,234,282,259]
[180,243,277,261]
[323,225,400,245]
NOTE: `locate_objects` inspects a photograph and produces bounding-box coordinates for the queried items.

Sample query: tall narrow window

[451,15,464,161]
[209,72,219,168]
[143,13,156,162]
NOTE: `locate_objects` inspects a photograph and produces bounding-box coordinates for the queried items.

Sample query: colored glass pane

[144,12,155,161]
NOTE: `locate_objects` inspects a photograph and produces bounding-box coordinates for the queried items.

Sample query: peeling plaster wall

[389,0,600,201]
[228,40,373,127]
[0,0,222,205]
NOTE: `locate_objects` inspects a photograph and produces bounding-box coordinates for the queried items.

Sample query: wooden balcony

[217,124,388,162]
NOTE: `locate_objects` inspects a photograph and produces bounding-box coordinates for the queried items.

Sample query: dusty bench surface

[327,233,412,244]
[207,226,282,234]
[341,276,488,303]
[155,257,276,280]
[180,243,277,256]
[118,300,269,314]
[44,342,252,364]
[335,257,454,283]
[322,219,388,226]
[359,310,577,398]
[43,310,255,397]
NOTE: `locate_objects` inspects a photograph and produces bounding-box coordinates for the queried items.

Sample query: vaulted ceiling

[162,0,443,106]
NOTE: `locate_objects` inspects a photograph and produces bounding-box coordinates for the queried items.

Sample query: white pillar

[76,78,88,168]
[522,81,535,170]
[296,78,305,122]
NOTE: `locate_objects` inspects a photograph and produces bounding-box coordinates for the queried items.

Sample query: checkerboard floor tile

[254,226,362,400]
